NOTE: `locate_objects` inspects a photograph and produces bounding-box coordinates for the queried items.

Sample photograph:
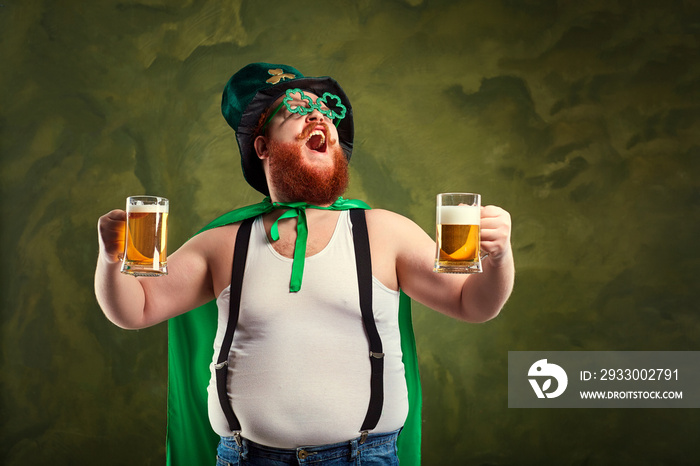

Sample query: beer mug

[120,196,169,276]
[434,193,482,274]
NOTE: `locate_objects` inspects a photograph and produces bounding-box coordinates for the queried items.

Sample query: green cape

[165,199,422,465]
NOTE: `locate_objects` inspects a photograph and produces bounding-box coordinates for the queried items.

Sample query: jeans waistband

[219,429,400,463]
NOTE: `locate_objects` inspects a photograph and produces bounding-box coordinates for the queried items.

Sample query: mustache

[295,121,337,145]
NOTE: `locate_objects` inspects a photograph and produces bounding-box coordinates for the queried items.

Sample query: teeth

[309,130,325,144]
[308,130,326,150]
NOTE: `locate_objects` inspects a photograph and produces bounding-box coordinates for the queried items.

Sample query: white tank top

[207,211,408,448]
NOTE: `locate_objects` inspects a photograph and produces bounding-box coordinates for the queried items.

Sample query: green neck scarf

[206,196,371,292]
[269,197,371,292]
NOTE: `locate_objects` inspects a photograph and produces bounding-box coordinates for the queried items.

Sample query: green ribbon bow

[270,197,371,292]
[202,196,370,292]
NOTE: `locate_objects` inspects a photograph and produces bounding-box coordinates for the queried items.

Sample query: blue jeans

[216,429,400,465]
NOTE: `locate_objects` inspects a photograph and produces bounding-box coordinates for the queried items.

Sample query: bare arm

[462,205,515,321]
[371,206,514,323]
[94,210,217,329]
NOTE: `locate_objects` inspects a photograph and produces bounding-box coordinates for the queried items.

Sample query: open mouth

[305,129,327,153]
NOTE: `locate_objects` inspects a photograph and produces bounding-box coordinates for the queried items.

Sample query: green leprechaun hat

[221,62,354,195]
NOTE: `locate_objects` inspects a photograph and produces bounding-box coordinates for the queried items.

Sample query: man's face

[258,92,349,205]
[265,91,341,165]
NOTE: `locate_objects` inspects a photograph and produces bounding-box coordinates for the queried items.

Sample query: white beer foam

[439,205,479,224]
[127,204,168,213]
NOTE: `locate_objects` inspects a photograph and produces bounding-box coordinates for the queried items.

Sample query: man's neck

[268,193,337,209]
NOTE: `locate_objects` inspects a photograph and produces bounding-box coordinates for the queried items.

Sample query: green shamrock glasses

[261,88,347,134]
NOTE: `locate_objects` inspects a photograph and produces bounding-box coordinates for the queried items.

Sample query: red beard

[266,130,349,205]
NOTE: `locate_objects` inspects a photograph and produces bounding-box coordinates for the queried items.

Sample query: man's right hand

[95,207,223,329]
[98,210,126,264]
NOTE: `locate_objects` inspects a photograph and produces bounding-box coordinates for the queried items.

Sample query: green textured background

[2,0,699,464]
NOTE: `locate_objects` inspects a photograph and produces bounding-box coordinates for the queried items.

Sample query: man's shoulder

[365,208,414,226]
[188,221,242,253]
[365,209,425,241]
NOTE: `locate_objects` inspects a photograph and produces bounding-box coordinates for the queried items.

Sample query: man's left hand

[480,205,512,264]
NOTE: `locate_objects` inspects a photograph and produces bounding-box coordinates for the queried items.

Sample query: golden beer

[434,194,482,273]
[121,196,169,276]
[437,224,480,262]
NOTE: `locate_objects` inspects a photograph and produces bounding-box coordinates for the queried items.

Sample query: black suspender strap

[215,210,384,440]
[215,216,255,434]
[349,208,384,434]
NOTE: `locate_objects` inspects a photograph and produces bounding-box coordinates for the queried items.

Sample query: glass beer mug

[120,196,169,276]
[434,193,482,274]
